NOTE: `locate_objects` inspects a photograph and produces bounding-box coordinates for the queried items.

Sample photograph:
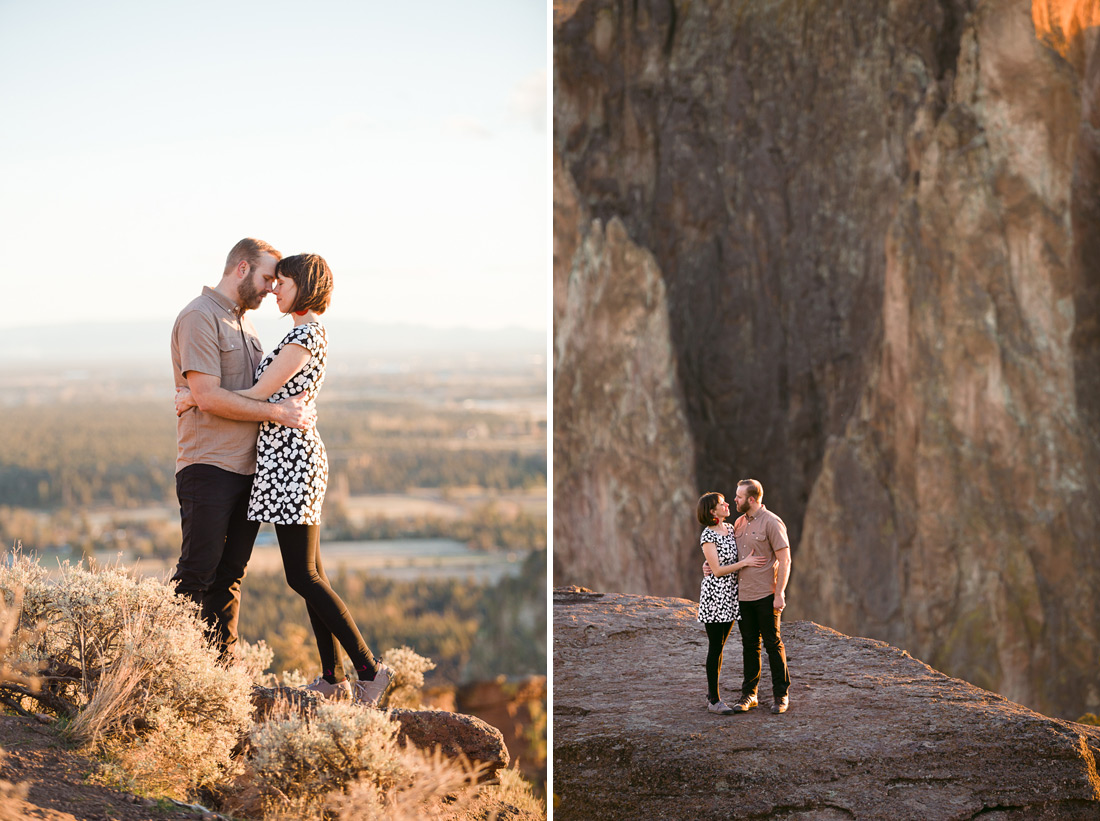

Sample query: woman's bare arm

[237,342,311,401]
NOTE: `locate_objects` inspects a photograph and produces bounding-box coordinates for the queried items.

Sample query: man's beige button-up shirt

[171,286,264,475]
[733,504,791,602]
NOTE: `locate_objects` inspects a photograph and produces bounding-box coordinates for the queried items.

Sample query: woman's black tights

[704,621,734,703]
[275,523,378,679]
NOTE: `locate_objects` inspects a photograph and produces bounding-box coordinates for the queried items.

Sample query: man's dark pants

[738,594,791,700]
[172,464,259,658]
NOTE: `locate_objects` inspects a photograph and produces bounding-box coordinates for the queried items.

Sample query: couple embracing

[170,238,392,705]
[697,479,792,716]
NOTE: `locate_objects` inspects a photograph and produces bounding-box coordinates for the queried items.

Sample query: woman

[696,491,766,715]
[177,253,393,705]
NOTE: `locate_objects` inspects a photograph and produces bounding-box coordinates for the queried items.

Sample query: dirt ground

[0,716,216,821]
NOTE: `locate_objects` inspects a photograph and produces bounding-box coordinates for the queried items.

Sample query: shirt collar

[202,285,243,317]
[745,503,766,523]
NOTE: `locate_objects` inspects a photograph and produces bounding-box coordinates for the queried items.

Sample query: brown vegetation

[0,361,546,816]
[0,556,545,819]
[0,395,545,511]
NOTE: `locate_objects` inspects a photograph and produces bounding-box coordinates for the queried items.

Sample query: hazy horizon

[1,316,546,365]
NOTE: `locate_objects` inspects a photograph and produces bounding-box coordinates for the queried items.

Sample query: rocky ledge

[553,588,1100,820]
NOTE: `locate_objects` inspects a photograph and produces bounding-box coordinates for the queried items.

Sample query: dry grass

[0,584,34,818]
[65,643,154,746]
[331,745,487,821]
[0,553,546,819]
[0,555,254,798]
[240,699,411,817]
[335,758,546,821]
[231,723,544,821]
[238,638,277,684]
[0,586,40,695]
[226,694,545,820]
[380,646,436,709]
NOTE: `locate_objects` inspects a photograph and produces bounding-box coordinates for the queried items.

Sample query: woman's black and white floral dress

[697,524,741,623]
[247,322,328,525]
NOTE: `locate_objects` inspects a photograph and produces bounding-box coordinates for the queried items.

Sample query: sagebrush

[0,553,545,818]
[0,556,253,796]
[245,699,413,817]
[379,646,436,709]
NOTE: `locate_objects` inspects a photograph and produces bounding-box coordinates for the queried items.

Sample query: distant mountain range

[2,320,546,364]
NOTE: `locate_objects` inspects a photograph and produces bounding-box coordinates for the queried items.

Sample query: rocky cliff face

[554,589,1100,820]
[554,0,1100,717]
[554,151,700,596]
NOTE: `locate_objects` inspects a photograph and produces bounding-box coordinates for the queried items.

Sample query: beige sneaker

[304,675,352,700]
[707,698,736,715]
[351,663,395,707]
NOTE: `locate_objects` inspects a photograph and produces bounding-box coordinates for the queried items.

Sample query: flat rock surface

[553,589,1100,820]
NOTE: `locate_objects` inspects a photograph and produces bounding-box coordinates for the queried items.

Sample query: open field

[97,541,532,584]
[25,537,533,585]
[339,488,546,521]
[13,488,546,539]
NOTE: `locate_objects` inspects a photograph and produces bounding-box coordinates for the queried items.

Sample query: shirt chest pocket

[750,531,770,555]
[218,334,249,384]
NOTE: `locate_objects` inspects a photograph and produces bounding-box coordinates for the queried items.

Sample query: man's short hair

[697,492,723,526]
[224,238,282,275]
[738,479,764,502]
[277,253,334,315]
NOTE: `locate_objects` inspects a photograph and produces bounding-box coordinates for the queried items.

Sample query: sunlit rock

[554,590,1100,820]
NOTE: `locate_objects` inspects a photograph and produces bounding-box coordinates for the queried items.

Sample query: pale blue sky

[0,1,548,332]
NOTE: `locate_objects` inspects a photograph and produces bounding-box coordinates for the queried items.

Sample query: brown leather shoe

[732,693,758,713]
[771,696,789,714]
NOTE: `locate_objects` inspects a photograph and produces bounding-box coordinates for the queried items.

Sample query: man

[705,478,792,713]
[171,237,313,659]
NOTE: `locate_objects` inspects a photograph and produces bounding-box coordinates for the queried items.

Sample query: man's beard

[237,274,265,311]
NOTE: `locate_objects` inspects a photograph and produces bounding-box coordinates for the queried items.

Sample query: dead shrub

[0,555,254,797]
[380,646,436,709]
[0,585,35,817]
[245,699,409,817]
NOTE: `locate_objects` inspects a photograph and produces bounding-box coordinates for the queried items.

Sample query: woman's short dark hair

[697,492,723,526]
[277,253,333,315]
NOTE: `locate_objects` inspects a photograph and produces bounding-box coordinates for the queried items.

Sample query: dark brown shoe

[771,696,789,714]
[732,693,758,713]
